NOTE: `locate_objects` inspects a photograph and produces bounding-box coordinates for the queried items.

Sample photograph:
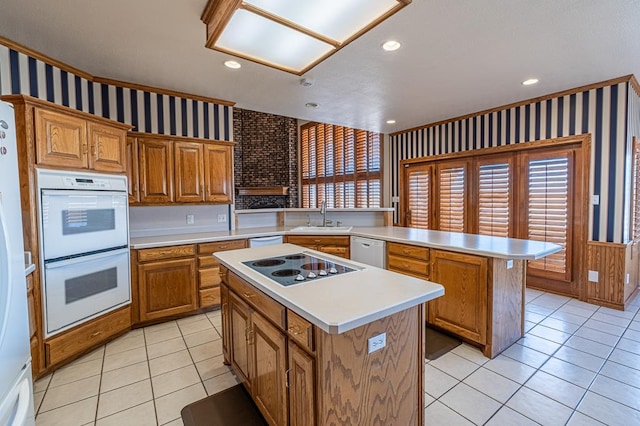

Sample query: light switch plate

[588,270,599,282]
[506,259,514,269]
[591,195,600,205]
[217,214,227,223]
[368,333,386,354]
[186,214,195,225]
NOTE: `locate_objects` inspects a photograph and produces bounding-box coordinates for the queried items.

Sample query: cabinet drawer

[287,235,349,247]
[199,267,221,288]
[318,246,349,258]
[137,244,195,262]
[228,272,285,329]
[198,239,246,254]
[198,255,218,268]
[387,254,429,278]
[287,310,314,352]
[200,286,221,308]
[387,242,429,260]
[45,306,130,366]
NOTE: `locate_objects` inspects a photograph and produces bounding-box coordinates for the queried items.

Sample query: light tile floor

[33,289,640,425]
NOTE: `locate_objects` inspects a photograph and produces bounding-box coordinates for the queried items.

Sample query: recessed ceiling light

[522,78,539,86]
[382,40,401,51]
[224,60,241,69]
[386,119,396,124]
[305,102,319,109]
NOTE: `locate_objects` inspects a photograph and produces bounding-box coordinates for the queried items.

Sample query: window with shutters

[523,151,572,281]
[437,162,467,232]
[477,159,512,237]
[403,164,432,229]
[300,122,381,208]
[633,137,640,241]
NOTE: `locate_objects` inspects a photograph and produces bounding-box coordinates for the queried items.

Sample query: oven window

[62,209,116,235]
[65,267,117,304]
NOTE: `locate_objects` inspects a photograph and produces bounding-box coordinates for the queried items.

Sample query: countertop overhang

[131,226,561,260]
[214,243,444,334]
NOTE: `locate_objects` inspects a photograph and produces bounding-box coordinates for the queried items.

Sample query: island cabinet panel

[138,138,174,203]
[221,269,425,426]
[288,341,316,426]
[175,141,205,202]
[251,312,288,426]
[285,235,350,259]
[429,250,488,345]
[221,282,231,364]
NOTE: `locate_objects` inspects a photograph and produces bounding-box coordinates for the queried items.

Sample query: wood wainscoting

[586,241,640,310]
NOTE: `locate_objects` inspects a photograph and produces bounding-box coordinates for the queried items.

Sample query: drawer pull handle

[288,327,302,336]
[90,331,102,338]
[403,263,410,268]
[218,245,228,249]
[402,249,409,254]
[243,292,255,298]
[285,369,290,388]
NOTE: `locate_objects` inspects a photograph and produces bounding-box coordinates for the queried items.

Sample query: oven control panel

[62,177,111,189]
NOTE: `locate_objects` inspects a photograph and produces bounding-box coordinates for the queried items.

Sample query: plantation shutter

[438,163,466,232]
[526,153,571,279]
[404,164,431,229]
[478,160,511,237]
[633,137,640,241]
[300,122,381,208]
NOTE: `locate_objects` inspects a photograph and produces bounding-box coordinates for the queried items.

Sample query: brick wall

[233,108,299,209]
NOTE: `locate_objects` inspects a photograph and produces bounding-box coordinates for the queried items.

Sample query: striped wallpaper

[0,43,233,141]
[390,81,631,243]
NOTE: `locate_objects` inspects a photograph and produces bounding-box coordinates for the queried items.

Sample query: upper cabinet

[128,133,235,205]
[34,105,128,172]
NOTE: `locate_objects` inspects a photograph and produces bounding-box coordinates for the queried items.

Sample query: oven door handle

[41,189,128,198]
[45,247,129,269]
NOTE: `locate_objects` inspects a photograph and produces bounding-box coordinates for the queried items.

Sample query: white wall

[129,205,231,237]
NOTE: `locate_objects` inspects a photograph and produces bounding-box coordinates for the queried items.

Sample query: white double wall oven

[37,169,131,338]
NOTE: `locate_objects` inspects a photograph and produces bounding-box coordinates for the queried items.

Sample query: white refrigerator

[0,101,35,425]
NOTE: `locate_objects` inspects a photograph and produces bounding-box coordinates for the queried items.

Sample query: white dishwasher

[350,236,386,268]
[248,235,283,247]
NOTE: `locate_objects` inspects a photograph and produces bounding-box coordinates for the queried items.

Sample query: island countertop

[131,225,560,260]
[214,243,444,334]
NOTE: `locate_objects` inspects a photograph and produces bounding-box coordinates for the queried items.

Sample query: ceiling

[1,0,640,134]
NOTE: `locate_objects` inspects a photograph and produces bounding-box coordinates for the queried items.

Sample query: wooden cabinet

[34,106,127,171]
[230,291,252,388]
[129,132,234,205]
[126,137,139,203]
[198,239,246,309]
[429,249,488,345]
[221,283,231,364]
[204,143,233,203]
[387,242,430,279]
[138,138,174,203]
[26,274,42,377]
[286,235,350,258]
[288,342,316,426]
[135,245,198,321]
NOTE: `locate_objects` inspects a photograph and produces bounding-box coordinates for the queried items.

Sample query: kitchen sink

[290,226,353,233]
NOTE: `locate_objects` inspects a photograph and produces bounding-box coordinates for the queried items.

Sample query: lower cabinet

[288,342,316,426]
[285,235,350,258]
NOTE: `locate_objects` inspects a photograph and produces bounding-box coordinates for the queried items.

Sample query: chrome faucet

[320,200,327,227]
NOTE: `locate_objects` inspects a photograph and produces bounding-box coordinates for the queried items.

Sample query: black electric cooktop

[243,252,358,286]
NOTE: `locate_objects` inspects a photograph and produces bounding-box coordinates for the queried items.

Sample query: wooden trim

[1,94,132,129]
[0,36,93,80]
[202,0,243,46]
[399,134,587,166]
[390,75,635,137]
[0,36,235,107]
[93,77,235,107]
[588,240,628,249]
[236,186,289,196]
[128,131,236,145]
[630,75,640,98]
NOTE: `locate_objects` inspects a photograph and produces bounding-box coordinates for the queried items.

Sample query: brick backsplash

[233,108,298,209]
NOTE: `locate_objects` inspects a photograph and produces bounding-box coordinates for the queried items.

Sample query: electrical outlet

[368,332,386,354]
[186,214,195,225]
[506,259,514,269]
[626,273,630,284]
[217,214,227,223]
[588,270,599,282]
[591,195,600,205]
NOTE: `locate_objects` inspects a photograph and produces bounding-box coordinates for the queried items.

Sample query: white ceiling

[1,0,639,133]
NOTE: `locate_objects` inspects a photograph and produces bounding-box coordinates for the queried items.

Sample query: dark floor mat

[181,384,268,426]
[426,326,462,360]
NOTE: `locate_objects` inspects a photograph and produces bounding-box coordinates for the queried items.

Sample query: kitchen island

[214,243,444,426]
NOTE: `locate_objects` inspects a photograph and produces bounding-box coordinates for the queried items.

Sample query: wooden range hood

[236,186,289,196]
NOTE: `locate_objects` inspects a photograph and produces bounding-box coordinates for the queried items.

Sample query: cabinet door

[175,142,205,202]
[126,137,139,204]
[203,144,233,203]
[429,250,488,344]
[88,122,126,172]
[221,283,231,364]
[35,107,87,168]
[288,342,316,426]
[137,258,197,321]
[252,312,288,426]
[139,139,174,203]
[230,292,252,390]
